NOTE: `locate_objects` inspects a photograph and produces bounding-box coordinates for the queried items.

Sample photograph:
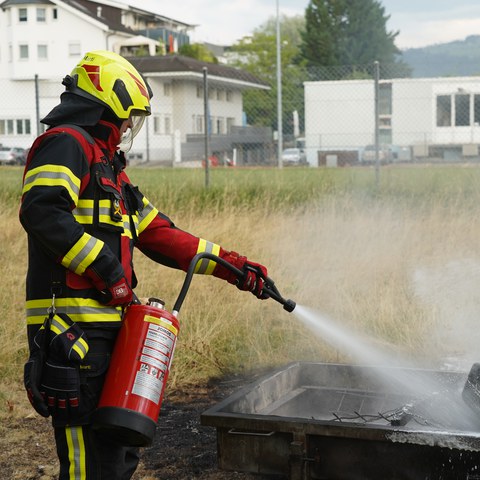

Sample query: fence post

[276,0,283,168]
[374,60,380,186]
[35,74,40,137]
[203,67,210,188]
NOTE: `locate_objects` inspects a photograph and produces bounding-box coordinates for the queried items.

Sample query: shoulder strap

[46,124,96,161]
[23,124,102,178]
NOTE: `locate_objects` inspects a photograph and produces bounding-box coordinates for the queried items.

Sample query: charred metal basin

[201,362,480,480]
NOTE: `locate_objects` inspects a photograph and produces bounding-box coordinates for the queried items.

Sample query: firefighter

[20,50,268,480]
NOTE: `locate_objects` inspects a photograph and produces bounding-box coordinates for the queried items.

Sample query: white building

[304,76,480,166]
[0,0,270,165]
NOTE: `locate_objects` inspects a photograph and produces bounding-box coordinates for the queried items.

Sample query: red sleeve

[136,212,202,271]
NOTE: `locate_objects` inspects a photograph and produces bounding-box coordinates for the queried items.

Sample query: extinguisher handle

[173,252,296,314]
[173,252,243,313]
[131,293,142,305]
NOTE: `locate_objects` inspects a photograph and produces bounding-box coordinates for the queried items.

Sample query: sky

[126,0,480,51]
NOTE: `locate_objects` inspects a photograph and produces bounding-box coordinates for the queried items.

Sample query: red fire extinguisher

[92,252,295,447]
[92,298,179,446]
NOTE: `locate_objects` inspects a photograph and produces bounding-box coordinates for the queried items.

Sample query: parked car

[0,146,27,165]
[361,144,393,164]
[389,145,413,162]
[282,147,307,166]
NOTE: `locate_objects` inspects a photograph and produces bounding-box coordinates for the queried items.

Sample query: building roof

[62,0,193,33]
[0,0,53,6]
[128,55,270,89]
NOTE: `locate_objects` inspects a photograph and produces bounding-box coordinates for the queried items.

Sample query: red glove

[218,251,269,299]
[85,268,133,306]
[99,276,134,306]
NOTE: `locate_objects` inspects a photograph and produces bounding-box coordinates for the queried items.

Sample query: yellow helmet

[62,50,152,120]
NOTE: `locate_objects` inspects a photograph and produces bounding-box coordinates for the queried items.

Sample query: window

[474,95,480,125]
[196,86,203,98]
[226,90,233,102]
[19,8,27,22]
[455,93,470,126]
[216,117,224,134]
[37,44,48,60]
[379,117,391,127]
[216,89,224,101]
[437,95,451,127]
[19,44,29,60]
[1,119,31,135]
[164,115,172,134]
[378,82,392,115]
[163,83,171,96]
[53,8,58,20]
[192,115,204,133]
[226,117,235,133]
[197,115,204,133]
[379,129,392,145]
[153,116,160,134]
[36,8,46,22]
[68,42,81,57]
[153,115,172,134]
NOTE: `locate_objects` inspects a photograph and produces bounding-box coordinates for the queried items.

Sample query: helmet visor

[118,114,146,153]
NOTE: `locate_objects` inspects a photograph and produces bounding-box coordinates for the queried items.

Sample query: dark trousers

[54,424,140,479]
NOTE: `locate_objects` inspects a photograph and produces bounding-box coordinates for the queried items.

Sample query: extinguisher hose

[172,252,295,314]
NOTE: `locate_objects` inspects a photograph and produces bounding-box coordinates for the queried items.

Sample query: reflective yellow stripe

[62,233,104,274]
[72,336,89,358]
[50,324,63,336]
[51,314,70,332]
[23,164,81,205]
[50,314,89,359]
[74,200,130,234]
[138,198,158,234]
[195,239,221,275]
[73,199,94,224]
[26,298,122,325]
[66,426,86,480]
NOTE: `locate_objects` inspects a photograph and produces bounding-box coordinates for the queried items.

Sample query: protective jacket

[20,121,233,346]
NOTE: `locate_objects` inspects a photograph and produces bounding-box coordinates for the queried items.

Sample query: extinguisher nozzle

[283,299,296,313]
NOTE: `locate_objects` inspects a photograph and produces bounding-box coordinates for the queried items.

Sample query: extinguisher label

[144,315,178,335]
[132,369,163,404]
[131,319,177,404]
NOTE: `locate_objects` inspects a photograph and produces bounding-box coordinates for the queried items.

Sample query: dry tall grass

[3,165,480,417]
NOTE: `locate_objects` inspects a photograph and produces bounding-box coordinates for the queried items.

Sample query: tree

[230,15,308,136]
[301,0,409,78]
[178,43,218,63]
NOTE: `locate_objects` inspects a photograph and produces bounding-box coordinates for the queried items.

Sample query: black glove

[24,313,90,420]
[41,361,82,423]
[24,326,49,418]
[41,313,89,420]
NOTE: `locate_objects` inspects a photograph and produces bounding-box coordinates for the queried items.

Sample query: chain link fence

[6,59,480,167]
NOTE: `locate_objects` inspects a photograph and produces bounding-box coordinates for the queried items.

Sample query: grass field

[3,164,480,416]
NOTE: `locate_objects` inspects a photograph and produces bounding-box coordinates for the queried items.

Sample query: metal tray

[201,362,480,479]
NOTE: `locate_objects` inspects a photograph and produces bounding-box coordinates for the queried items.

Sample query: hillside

[401,35,480,78]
